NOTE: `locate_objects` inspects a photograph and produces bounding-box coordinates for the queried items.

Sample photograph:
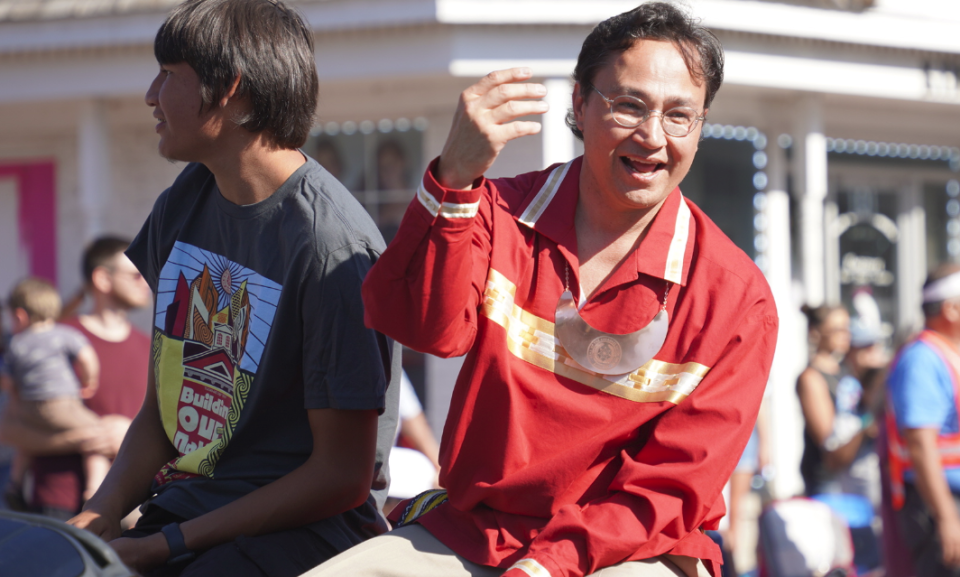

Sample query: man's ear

[90,266,112,295]
[572,82,586,134]
[219,74,242,108]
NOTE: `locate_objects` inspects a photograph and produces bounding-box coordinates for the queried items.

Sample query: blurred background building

[0,0,958,498]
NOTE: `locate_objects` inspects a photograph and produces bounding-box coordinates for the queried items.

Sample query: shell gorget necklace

[554,262,670,375]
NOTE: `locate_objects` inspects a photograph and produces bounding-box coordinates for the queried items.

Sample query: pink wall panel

[0,162,57,286]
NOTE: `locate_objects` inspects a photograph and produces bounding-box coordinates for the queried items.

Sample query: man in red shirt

[305,3,777,577]
[0,237,151,519]
[63,237,152,421]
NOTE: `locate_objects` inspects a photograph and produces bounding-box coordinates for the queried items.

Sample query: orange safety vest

[887,329,960,510]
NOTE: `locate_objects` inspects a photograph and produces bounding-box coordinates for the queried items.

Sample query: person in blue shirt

[887,263,960,576]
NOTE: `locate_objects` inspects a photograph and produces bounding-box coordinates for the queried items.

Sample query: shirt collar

[513,156,694,287]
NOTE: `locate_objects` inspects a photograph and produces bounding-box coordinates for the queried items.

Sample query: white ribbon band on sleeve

[923,271,960,304]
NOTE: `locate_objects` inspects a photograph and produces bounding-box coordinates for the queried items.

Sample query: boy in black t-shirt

[67,2,399,576]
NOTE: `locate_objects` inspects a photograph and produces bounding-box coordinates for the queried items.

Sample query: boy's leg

[179,527,341,577]
[301,524,500,577]
[124,505,345,577]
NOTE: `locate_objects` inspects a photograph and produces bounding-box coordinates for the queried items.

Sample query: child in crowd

[0,277,108,503]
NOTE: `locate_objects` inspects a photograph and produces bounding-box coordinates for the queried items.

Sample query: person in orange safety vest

[887,263,960,576]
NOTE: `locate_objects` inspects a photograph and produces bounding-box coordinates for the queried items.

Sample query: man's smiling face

[574,39,707,214]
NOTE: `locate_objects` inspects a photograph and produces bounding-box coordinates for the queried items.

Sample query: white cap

[923,271,960,304]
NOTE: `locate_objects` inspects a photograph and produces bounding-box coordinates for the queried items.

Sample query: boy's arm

[75,345,100,399]
[103,407,379,573]
[69,364,177,541]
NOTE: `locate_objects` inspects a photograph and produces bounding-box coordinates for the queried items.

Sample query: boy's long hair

[155,0,319,149]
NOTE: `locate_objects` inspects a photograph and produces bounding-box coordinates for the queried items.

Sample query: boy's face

[144,62,226,162]
[9,308,30,334]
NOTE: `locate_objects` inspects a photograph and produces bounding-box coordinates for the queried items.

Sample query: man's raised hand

[437,68,548,190]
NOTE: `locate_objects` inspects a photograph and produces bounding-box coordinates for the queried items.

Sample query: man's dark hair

[922,263,960,318]
[154,0,319,149]
[566,1,724,140]
[82,236,131,283]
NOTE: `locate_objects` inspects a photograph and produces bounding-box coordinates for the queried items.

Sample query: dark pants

[897,483,960,577]
[124,505,341,577]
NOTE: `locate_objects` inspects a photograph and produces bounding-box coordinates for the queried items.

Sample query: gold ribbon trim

[481,268,709,404]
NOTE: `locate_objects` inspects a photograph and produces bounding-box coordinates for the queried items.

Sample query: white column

[78,99,112,240]
[541,77,576,168]
[897,180,926,335]
[764,136,806,499]
[794,95,828,306]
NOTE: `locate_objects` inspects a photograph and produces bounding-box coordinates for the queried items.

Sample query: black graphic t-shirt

[127,155,400,547]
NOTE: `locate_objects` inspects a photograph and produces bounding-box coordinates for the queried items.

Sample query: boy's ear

[11,307,30,330]
[219,74,242,108]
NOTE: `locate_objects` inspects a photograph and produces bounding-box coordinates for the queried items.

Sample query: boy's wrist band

[161,522,196,565]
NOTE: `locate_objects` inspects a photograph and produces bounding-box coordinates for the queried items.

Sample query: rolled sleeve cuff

[417,157,484,219]
[504,557,556,577]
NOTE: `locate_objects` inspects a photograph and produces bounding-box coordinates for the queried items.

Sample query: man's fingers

[466,67,535,97]
[489,99,549,124]
[499,120,543,142]
[480,82,547,108]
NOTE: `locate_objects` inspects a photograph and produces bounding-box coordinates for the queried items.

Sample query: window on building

[681,126,763,261]
[303,118,427,243]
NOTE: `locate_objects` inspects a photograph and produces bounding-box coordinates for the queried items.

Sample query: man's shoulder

[896,339,949,374]
[889,338,956,413]
[488,162,571,214]
[58,316,89,339]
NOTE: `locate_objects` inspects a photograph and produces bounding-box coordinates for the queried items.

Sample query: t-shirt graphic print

[152,241,281,485]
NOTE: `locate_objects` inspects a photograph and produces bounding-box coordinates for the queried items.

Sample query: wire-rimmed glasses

[592,86,705,138]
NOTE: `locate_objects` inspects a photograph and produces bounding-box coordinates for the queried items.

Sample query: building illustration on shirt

[152,241,281,483]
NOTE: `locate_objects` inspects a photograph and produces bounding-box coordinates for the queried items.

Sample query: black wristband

[160,522,196,565]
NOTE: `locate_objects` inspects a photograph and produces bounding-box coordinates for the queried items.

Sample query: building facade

[1,0,958,496]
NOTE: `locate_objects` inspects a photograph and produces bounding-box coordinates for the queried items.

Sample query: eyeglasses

[592,86,705,138]
[107,268,144,282]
